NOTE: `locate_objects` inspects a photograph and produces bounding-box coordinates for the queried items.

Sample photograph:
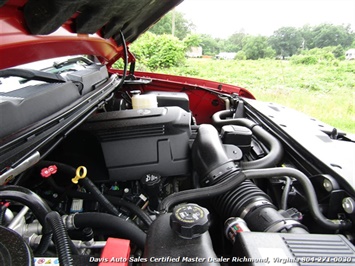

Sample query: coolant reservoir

[132,93,158,109]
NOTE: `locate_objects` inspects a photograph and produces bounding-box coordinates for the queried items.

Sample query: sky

[176,0,355,38]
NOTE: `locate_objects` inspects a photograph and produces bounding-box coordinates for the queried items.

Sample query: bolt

[342,197,355,214]
[323,179,333,192]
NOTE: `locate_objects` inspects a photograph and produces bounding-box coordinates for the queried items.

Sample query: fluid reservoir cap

[170,203,210,239]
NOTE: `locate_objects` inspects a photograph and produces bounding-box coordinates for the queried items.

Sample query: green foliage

[330,45,345,59]
[291,55,318,65]
[112,58,124,69]
[199,34,220,55]
[269,27,303,57]
[291,47,339,65]
[149,10,195,40]
[158,58,355,133]
[312,24,354,48]
[235,50,247,60]
[129,32,157,66]
[225,32,247,52]
[300,24,354,49]
[183,34,202,49]
[299,25,314,49]
[264,47,276,59]
[149,9,354,58]
[242,36,276,60]
[130,32,185,69]
[270,24,354,58]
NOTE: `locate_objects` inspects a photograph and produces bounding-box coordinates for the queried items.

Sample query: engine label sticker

[34,258,59,265]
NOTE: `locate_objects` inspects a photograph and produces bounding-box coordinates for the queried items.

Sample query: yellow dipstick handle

[71,166,87,184]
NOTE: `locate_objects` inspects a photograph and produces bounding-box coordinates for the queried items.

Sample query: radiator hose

[212,110,284,169]
[192,124,351,231]
[64,212,146,249]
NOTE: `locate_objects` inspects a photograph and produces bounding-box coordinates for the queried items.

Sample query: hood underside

[0,0,183,69]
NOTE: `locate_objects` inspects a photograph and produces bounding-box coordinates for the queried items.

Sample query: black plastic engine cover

[84,107,191,181]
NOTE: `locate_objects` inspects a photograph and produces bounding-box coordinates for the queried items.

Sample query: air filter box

[84,107,191,181]
[146,91,189,112]
[221,125,252,153]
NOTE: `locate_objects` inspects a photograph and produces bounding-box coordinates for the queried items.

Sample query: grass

[155,58,355,134]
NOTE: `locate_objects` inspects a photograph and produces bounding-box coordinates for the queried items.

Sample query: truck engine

[1,72,355,265]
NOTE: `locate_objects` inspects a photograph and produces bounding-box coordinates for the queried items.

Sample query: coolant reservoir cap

[170,203,210,239]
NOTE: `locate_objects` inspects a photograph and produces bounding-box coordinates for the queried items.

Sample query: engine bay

[1,0,354,264]
[1,64,355,265]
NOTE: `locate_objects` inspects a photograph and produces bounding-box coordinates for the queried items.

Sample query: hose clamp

[62,213,78,230]
[239,198,274,219]
[265,219,306,233]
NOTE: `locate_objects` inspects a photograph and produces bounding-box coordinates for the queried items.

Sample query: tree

[199,34,219,55]
[235,50,247,60]
[149,10,195,40]
[299,24,316,49]
[329,45,345,58]
[269,27,303,58]
[242,36,275,60]
[225,31,247,52]
[130,32,185,69]
[300,24,354,49]
[183,34,202,49]
[312,24,354,49]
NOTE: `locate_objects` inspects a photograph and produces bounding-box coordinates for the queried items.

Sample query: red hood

[0,0,183,69]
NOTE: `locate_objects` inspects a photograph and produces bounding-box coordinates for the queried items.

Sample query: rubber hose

[0,186,51,226]
[105,195,153,226]
[73,212,146,249]
[214,179,273,221]
[159,170,246,212]
[35,233,52,255]
[45,211,73,266]
[0,205,6,225]
[243,167,351,230]
[0,185,53,254]
[281,176,292,210]
[212,110,284,169]
[46,177,72,194]
[212,110,256,128]
[79,178,120,216]
[46,177,152,227]
[39,161,120,216]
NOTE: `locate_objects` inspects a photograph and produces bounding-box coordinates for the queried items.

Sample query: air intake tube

[214,179,307,233]
[192,124,307,233]
[192,124,238,185]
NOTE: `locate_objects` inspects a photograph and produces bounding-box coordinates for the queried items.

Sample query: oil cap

[170,203,210,239]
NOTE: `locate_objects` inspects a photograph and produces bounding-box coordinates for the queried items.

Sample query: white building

[215,52,237,60]
[345,49,355,60]
[186,47,202,58]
